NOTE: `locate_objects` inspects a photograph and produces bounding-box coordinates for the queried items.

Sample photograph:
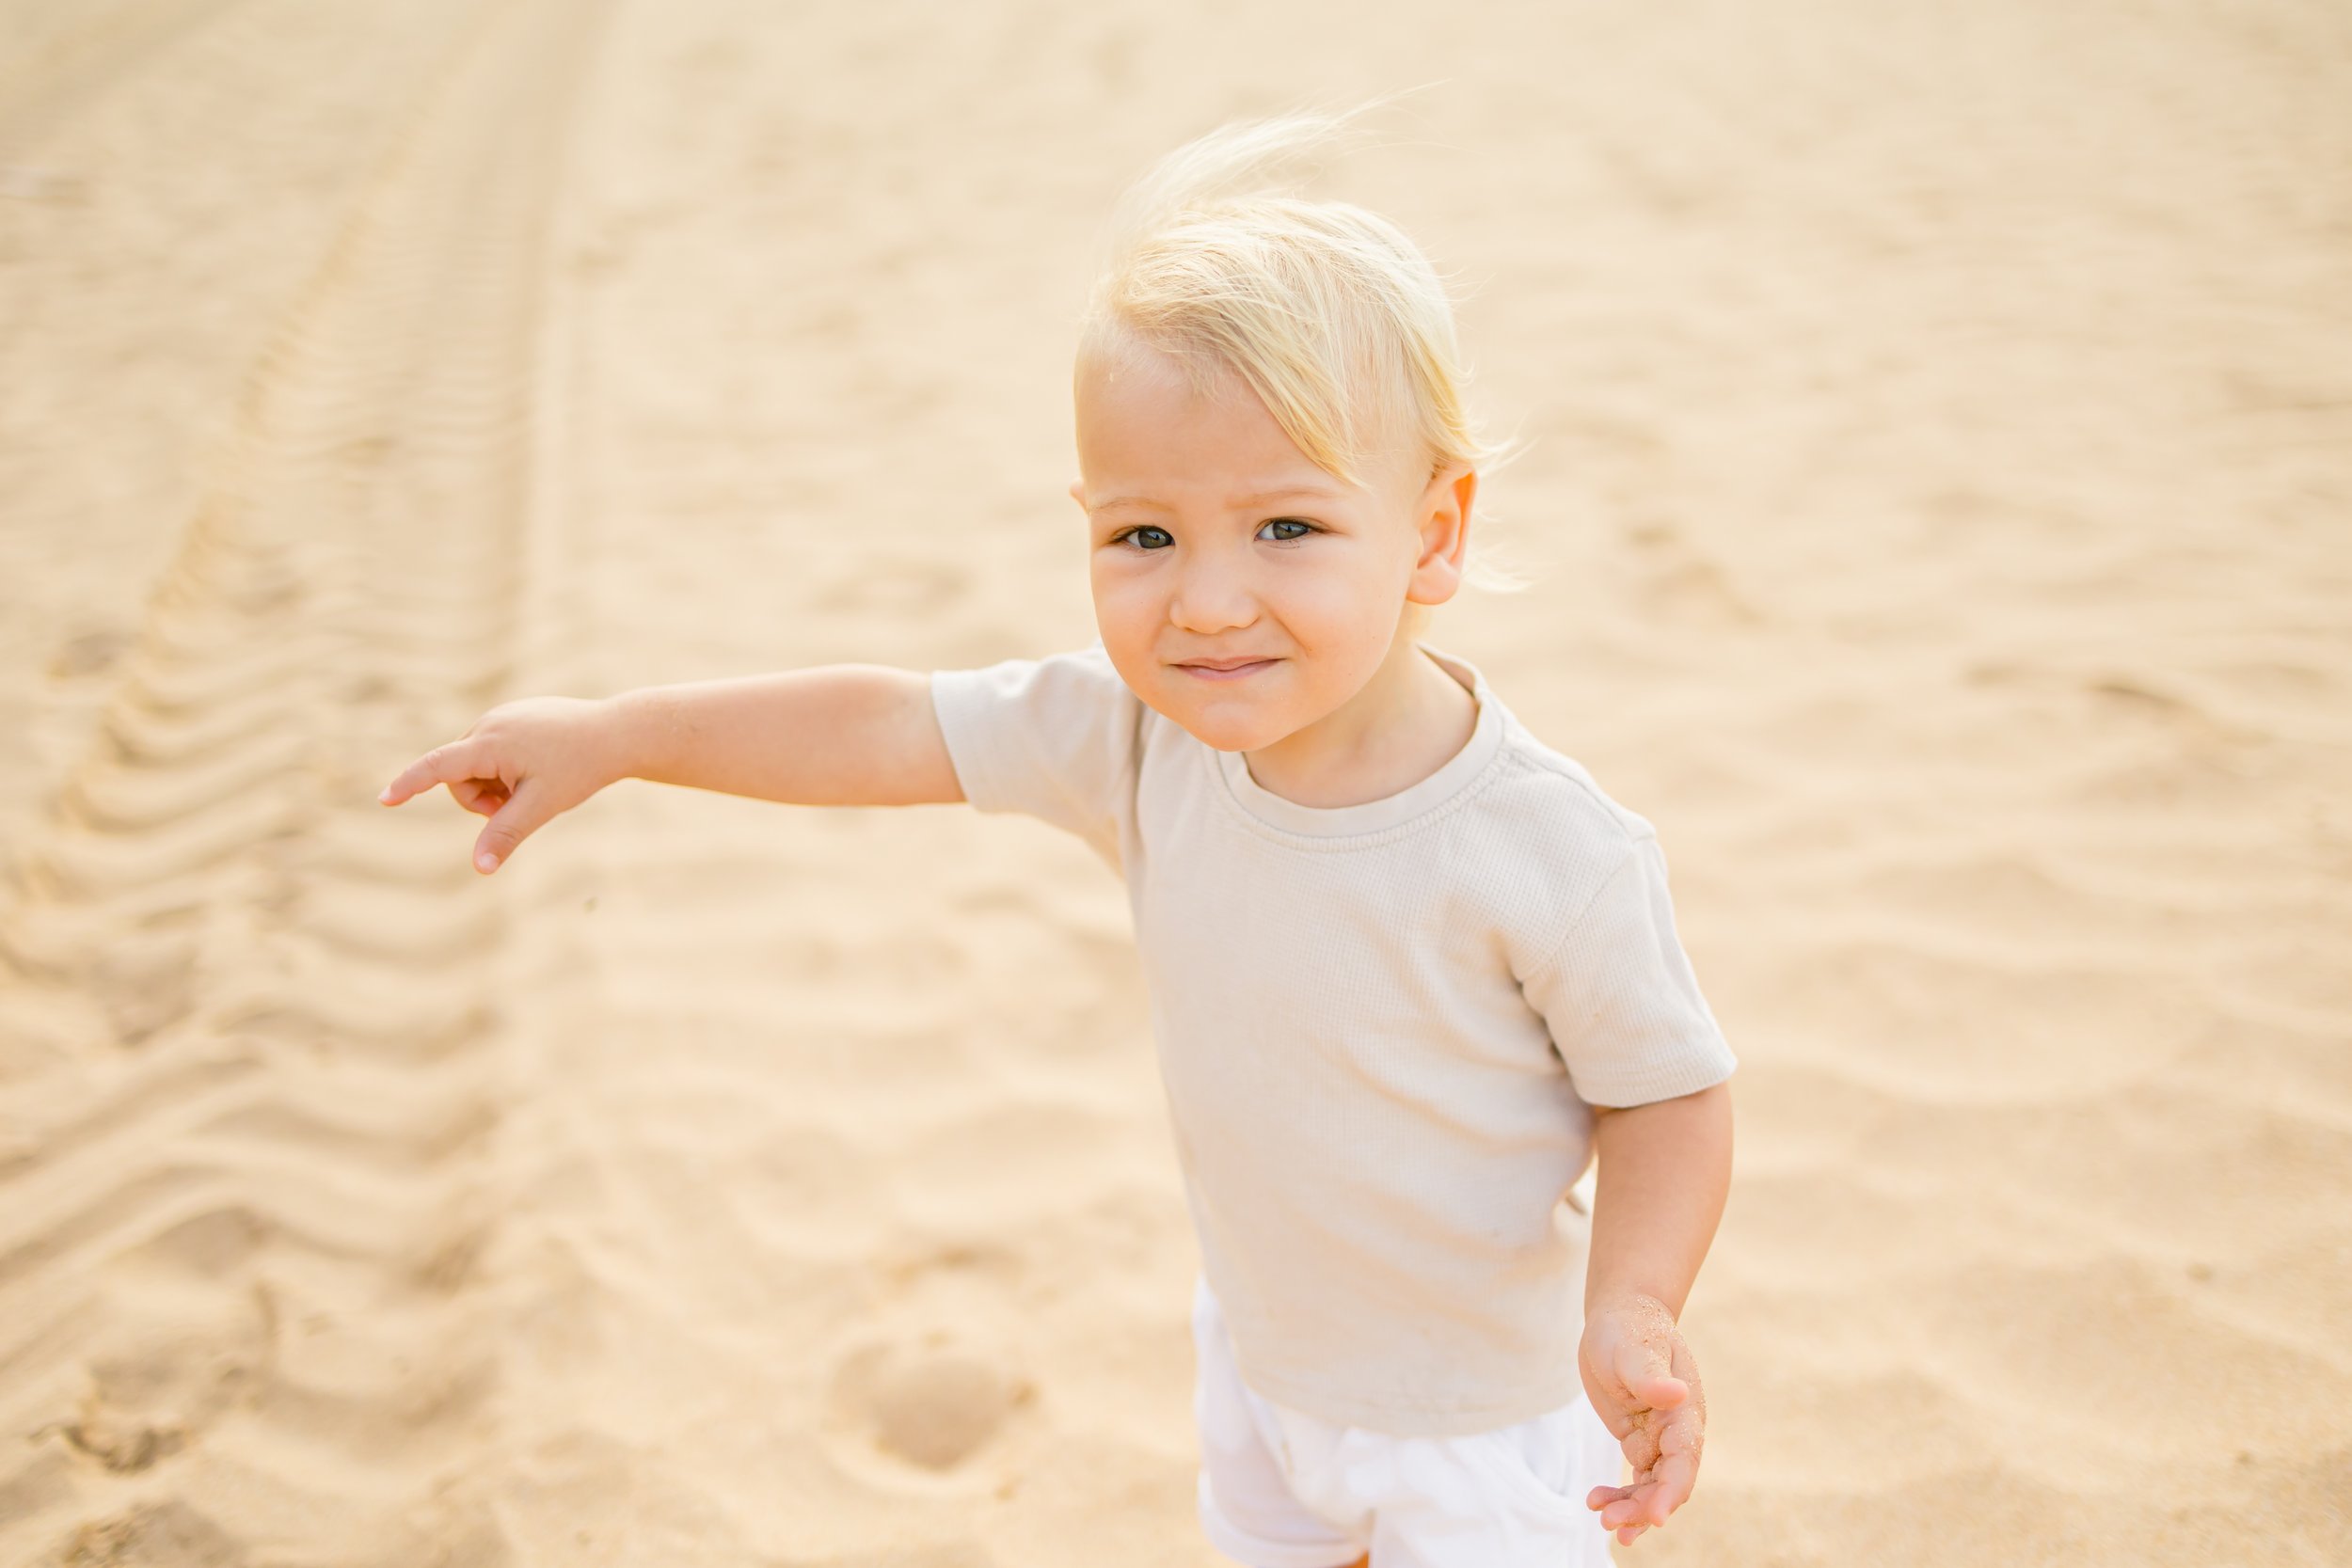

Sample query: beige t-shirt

[930,641,1737,1436]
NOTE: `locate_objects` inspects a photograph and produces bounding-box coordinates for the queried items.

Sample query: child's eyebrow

[1092,483,1344,514]
[1232,483,1344,505]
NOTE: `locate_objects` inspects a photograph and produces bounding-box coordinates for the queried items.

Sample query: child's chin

[1165,703,1290,754]
[1127,672,1307,753]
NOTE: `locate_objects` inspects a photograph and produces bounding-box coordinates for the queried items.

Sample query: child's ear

[1406,465,1476,607]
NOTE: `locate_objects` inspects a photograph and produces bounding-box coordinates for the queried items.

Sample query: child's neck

[1240,636,1478,810]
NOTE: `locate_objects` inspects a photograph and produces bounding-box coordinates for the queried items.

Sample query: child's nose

[1168,561,1259,634]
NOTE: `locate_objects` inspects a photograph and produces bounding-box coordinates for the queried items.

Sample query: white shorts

[1191,1274,1626,1568]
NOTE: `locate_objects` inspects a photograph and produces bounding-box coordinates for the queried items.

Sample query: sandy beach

[2,0,2347,1562]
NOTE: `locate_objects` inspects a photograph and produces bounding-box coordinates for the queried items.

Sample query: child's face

[1071,341,1473,752]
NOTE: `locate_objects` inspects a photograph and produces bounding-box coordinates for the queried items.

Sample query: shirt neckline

[1213,644,1505,839]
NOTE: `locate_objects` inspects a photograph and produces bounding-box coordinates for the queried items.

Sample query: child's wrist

[1585,1284,1677,1323]
[600,688,671,785]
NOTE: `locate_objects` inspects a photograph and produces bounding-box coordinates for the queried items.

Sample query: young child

[381,107,1735,1568]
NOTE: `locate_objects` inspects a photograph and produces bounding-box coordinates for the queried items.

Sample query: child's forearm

[608,664,964,808]
[1584,1082,1733,1318]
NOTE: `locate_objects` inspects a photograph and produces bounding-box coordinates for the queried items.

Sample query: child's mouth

[1176,658,1279,683]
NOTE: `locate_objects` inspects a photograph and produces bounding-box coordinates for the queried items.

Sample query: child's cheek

[1089,579,1168,689]
[1280,558,1400,663]
[1088,564,1157,639]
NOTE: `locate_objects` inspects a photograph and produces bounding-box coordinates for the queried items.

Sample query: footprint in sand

[824,1330,1034,1474]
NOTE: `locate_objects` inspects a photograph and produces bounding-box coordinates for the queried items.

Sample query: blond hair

[1078,100,1528,594]
[1077,103,1505,486]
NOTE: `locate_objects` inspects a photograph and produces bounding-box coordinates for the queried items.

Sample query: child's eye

[1118,526,1174,551]
[1258,518,1316,543]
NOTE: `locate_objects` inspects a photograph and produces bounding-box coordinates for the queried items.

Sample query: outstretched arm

[607,665,961,808]
[1579,1080,1734,1546]
[379,664,963,872]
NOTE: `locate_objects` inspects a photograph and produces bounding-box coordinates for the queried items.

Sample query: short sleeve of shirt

[1521,833,1738,1108]
[929,643,1143,872]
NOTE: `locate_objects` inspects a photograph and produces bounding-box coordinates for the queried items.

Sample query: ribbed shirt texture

[929,641,1738,1436]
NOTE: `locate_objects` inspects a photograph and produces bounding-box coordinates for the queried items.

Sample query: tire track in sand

[0,0,247,165]
[0,1,606,1560]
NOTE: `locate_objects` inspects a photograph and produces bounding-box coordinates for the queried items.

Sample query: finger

[471,780,548,874]
[1644,1408,1705,1523]
[1645,1449,1698,1526]
[1613,1336,1686,1411]
[1633,1375,1689,1413]
[1603,1433,1697,1532]
[1670,1332,1705,1405]
[1619,1415,1662,1476]
[380,740,491,807]
[460,775,517,816]
[1600,1485,1656,1531]
[1586,1483,1634,1513]
[450,777,507,816]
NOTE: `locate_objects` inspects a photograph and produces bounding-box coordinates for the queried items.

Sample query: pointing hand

[378,695,617,873]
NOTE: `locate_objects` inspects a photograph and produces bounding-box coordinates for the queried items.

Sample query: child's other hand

[1578,1291,1705,1546]
[377,696,619,874]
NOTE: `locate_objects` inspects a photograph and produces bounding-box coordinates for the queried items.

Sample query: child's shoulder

[1420,645,1654,856]
[1479,701,1658,855]
[1457,703,1671,958]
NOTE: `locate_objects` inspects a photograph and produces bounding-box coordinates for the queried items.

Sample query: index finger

[378,739,490,807]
